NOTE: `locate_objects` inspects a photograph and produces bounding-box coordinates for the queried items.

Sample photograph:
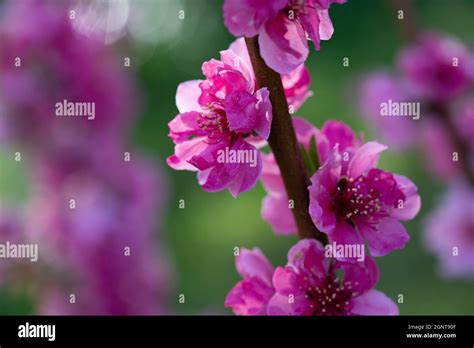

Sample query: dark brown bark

[245,37,328,244]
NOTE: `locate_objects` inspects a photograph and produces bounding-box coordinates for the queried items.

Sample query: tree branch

[245,36,328,244]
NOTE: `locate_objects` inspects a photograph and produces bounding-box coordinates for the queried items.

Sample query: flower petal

[168,111,206,143]
[335,255,379,294]
[347,141,387,178]
[254,87,273,139]
[220,38,255,92]
[225,91,258,134]
[227,140,262,197]
[392,174,421,221]
[236,248,274,283]
[328,221,364,260]
[266,293,312,316]
[223,0,287,37]
[225,277,274,315]
[262,194,296,235]
[259,14,309,74]
[167,137,208,171]
[350,289,399,315]
[358,217,409,257]
[287,239,327,282]
[176,80,203,113]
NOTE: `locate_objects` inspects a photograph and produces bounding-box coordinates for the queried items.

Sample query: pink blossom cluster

[359,32,474,280]
[168,0,421,315]
[225,240,398,315]
[0,0,170,314]
[223,0,346,74]
[168,38,311,196]
[359,33,474,181]
[166,0,425,316]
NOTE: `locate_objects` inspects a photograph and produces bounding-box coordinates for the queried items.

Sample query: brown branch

[245,37,328,244]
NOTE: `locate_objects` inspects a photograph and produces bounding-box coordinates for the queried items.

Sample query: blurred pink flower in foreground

[168,38,312,197]
[0,0,171,315]
[309,141,421,257]
[0,0,135,147]
[223,0,346,74]
[226,239,399,315]
[423,184,474,279]
[261,117,361,234]
[28,151,170,315]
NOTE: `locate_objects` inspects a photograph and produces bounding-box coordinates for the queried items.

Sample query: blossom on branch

[223,0,346,74]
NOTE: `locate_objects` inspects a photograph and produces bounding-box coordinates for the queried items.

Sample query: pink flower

[420,118,461,181]
[223,0,346,74]
[267,239,399,315]
[398,33,474,102]
[261,117,361,234]
[424,184,474,279]
[225,248,275,315]
[26,148,171,315]
[358,72,417,151]
[168,38,311,196]
[282,64,313,111]
[0,0,135,147]
[309,141,421,257]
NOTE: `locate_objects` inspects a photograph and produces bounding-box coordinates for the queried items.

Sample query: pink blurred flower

[223,0,346,74]
[420,118,461,181]
[225,248,275,315]
[309,141,421,257]
[261,117,361,234]
[424,184,474,279]
[358,72,417,151]
[267,239,398,315]
[398,33,474,102]
[27,152,170,315]
[0,0,135,147]
[168,38,312,196]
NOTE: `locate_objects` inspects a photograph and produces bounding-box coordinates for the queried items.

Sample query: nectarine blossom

[168,39,312,196]
[223,0,346,74]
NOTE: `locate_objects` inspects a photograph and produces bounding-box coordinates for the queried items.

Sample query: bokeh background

[1,0,473,315]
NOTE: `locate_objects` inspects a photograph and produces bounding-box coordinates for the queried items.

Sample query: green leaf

[309,135,320,170]
[300,144,315,176]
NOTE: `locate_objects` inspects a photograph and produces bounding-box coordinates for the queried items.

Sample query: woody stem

[245,36,328,244]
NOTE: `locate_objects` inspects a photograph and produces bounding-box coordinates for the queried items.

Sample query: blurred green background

[1,0,473,314]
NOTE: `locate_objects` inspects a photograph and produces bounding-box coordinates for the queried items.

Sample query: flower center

[332,169,405,228]
[197,103,229,143]
[306,276,355,315]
